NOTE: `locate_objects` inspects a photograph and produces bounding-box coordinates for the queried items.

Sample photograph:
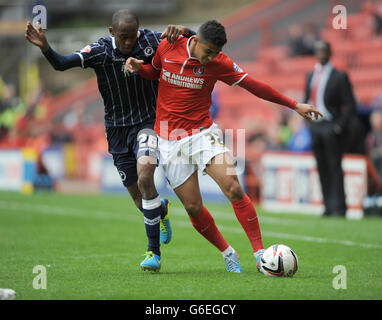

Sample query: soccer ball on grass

[260,244,298,277]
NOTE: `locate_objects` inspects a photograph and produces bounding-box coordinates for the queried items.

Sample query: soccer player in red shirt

[126,20,322,273]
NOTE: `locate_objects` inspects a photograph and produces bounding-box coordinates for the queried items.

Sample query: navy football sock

[142,195,162,256]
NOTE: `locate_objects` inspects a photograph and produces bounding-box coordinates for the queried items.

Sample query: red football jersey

[150,36,248,140]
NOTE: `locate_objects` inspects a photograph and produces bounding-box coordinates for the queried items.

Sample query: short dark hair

[314,40,331,54]
[111,9,139,29]
[198,20,227,47]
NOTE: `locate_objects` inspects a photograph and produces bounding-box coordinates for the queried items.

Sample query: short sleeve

[74,41,106,69]
[217,54,248,86]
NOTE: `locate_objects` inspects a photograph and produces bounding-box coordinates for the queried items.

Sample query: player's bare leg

[205,152,265,271]
[173,171,242,272]
[126,183,143,211]
[204,153,245,202]
[137,156,157,199]
[173,171,203,217]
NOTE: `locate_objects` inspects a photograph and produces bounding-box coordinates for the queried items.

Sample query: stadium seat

[357,52,382,68]
[355,86,382,105]
[255,46,289,62]
[349,68,382,86]
[276,56,316,75]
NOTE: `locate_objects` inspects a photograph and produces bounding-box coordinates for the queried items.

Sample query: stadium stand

[216,0,382,134]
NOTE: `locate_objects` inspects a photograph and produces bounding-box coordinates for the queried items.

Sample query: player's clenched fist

[125,57,144,73]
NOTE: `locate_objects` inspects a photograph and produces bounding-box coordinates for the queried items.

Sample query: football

[0,288,16,300]
[260,244,298,277]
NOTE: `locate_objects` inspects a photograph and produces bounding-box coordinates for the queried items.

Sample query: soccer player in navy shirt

[25,9,194,271]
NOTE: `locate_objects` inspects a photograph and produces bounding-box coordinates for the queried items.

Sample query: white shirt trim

[75,52,85,68]
[180,35,199,74]
[232,73,248,87]
[111,36,117,49]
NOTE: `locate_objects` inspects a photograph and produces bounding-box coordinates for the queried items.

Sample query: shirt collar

[111,36,117,49]
[314,61,333,73]
[186,35,199,60]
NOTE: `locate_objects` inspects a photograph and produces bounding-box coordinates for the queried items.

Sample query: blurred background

[1,0,382,217]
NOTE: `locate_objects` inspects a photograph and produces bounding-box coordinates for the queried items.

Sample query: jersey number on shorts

[138,133,158,149]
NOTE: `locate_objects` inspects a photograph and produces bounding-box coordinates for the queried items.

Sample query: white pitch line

[1,200,382,250]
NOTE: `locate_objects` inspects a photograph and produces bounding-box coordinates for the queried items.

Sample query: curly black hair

[197,20,227,47]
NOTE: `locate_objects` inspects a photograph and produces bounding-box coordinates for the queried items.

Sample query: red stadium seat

[356,51,382,68]
[276,56,316,75]
[355,86,382,105]
[349,68,382,86]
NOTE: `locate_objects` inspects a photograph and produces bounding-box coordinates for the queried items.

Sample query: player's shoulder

[157,35,188,56]
[329,67,350,82]
[159,35,188,48]
[336,68,349,78]
[139,29,162,44]
[77,37,109,55]
[94,36,112,48]
[210,52,238,69]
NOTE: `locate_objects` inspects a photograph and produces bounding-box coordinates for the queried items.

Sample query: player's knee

[225,181,244,202]
[137,172,154,192]
[184,202,203,217]
[137,165,156,195]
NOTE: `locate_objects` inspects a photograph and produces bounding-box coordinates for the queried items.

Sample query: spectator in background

[285,112,311,152]
[287,23,320,57]
[363,0,382,36]
[265,123,283,151]
[304,41,358,217]
[0,78,21,141]
[301,23,320,55]
[287,24,306,56]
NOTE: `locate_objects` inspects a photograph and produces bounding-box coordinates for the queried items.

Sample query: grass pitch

[0,191,381,300]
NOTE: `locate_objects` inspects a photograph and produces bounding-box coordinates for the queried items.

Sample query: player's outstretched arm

[160,25,191,44]
[25,21,81,71]
[238,75,323,121]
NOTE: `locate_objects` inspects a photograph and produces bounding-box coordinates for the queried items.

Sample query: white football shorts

[158,123,231,189]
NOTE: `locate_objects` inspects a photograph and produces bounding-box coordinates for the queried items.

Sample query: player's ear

[109,27,114,35]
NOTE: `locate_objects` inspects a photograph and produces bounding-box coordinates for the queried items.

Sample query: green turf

[0,191,381,300]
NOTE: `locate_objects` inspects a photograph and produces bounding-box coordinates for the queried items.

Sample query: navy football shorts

[106,119,158,188]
